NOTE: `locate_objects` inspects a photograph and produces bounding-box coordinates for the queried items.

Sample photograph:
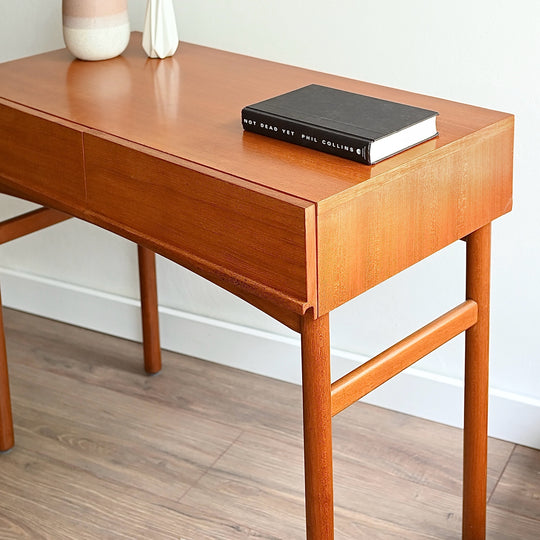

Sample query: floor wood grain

[0,308,538,539]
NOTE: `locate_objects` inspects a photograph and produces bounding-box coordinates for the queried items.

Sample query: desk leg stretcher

[0,207,162,450]
[302,225,492,539]
[0,207,69,452]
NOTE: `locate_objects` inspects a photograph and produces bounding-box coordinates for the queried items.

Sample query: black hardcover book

[241,84,438,165]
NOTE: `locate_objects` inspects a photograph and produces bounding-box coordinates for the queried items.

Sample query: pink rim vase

[62,0,130,61]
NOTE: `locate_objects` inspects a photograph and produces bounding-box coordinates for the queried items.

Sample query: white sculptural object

[142,0,179,59]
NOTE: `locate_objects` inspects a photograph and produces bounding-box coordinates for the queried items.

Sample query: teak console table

[0,34,513,538]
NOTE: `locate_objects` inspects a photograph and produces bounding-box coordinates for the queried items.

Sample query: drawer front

[84,134,315,308]
[0,103,85,205]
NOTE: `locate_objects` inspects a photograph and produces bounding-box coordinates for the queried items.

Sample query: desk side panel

[84,134,316,314]
[0,102,86,206]
[317,117,514,315]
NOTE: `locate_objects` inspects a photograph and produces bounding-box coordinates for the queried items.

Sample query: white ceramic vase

[142,0,179,59]
[62,0,130,61]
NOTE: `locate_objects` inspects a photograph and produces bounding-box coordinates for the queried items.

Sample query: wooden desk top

[0,33,513,330]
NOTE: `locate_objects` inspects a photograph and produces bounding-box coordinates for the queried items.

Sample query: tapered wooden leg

[0,287,14,451]
[137,245,162,374]
[463,223,491,539]
[301,312,334,540]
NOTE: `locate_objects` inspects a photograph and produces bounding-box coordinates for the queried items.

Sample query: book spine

[241,108,372,164]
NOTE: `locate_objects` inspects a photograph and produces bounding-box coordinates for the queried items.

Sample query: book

[241,84,439,165]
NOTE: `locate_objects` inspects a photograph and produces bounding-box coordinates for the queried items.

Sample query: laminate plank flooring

[0,308,538,539]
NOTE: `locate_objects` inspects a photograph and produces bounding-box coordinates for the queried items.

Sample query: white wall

[1,1,539,447]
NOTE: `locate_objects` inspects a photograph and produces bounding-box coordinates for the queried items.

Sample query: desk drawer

[84,134,315,307]
[0,103,86,205]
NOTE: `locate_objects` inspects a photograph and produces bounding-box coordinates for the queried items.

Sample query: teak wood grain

[0,33,513,319]
[316,119,513,313]
[0,102,85,207]
[84,132,317,315]
[0,32,514,539]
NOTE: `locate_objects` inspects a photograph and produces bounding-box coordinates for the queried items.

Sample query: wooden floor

[0,308,538,539]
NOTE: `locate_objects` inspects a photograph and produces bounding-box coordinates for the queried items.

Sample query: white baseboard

[1,266,539,449]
